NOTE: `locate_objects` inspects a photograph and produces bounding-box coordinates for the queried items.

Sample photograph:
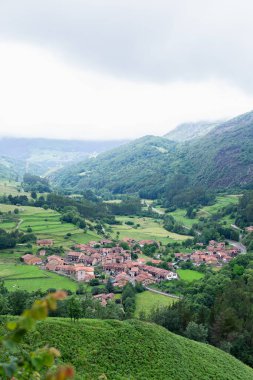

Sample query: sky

[0,0,253,140]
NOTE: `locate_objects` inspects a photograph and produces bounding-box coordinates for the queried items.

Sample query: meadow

[176,269,205,282]
[134,290,175,317]
[0,204,100,247]
[0,180,25,196]
[0,262,78,292]
[197,195,240,219]
[108,215,191,244]
[164,194,240,228]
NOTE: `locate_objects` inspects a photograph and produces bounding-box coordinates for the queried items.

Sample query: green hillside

[23,318,253,380]
[52,110,253,197]
[51,135,177,197]
[181,110,253,189]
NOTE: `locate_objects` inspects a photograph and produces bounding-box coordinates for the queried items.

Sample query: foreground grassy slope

[24,318,253,380]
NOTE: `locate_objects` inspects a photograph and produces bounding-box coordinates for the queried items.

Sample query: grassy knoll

[0,262,78,292]
[108,216,191,244]
[135,290,175,317]
[177,269,205,282]
[16,318,253,380]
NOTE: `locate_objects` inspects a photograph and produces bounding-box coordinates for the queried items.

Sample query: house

[142,265,177,281]
[100,239,113,246]
[37,239,54,247]
[22,254,42,266]
[93,293,114,306]
[138,240,157,247]
[246,226,253,233]
[114,272,132,287]
[135,272,155,286]
[39,250,46,256]
[67,251,82,262]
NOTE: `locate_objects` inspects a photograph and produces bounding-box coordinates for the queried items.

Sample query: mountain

[0,137,127,179]
[184,110,253,189]
[24,318,253,379]
[51,135,177,197]
[164,120,222,141]
[0,156,24,181]
[52,110,253,197]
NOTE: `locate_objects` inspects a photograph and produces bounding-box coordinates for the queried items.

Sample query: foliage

[0,290,74,380]
[4,318,253,380]
[23,173,51,193]
[149,253,253,367]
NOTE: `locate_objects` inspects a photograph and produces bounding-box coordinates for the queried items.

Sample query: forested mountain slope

[184,110,253,189]
[51,136,177,197]
[52,110,253,197]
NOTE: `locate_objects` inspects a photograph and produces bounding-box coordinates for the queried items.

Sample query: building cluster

[21,238,177,286]
[21,238,242,289]
[175,240,240,266]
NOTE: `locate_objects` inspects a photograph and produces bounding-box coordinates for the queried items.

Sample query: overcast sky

[0,0,253,140]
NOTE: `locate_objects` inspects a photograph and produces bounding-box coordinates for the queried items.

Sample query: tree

[184,321,208,343]
[67,296,82,322]
[31,191,37,199]
[106,278,114,293]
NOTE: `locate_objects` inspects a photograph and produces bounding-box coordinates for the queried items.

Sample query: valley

[0,110,253,379]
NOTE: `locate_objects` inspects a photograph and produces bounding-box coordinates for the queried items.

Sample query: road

[145,286,182,299]
[227,239,247,254]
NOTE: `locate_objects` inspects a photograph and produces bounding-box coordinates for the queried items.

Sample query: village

[21,237,242,294]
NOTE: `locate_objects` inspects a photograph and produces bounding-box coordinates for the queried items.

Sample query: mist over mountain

[164,120,223,141]
[0,137,127,178]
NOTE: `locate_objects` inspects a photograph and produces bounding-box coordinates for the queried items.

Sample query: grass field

[166,195,240,228]
[0,204,100,247]
[0,180,25,196]
[177,269,205,282]
[134,290,175,317]
[0,262,78,292]
[169,208,199,228]
[198,195,240,219]
[108,216,191,244]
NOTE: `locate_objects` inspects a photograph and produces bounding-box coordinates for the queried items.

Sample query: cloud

[0,42,253,140]
[1,0,253,91]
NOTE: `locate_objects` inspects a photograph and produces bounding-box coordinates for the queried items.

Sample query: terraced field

[0,204,100,246]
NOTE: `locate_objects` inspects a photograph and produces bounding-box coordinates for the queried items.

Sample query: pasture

[134,290,175,317]
[108,215,191,244]
[177,269,204,282]
[0,262,78,292]
[0,180,24,196]
[197,195,240,219]
[0,204,100,247]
